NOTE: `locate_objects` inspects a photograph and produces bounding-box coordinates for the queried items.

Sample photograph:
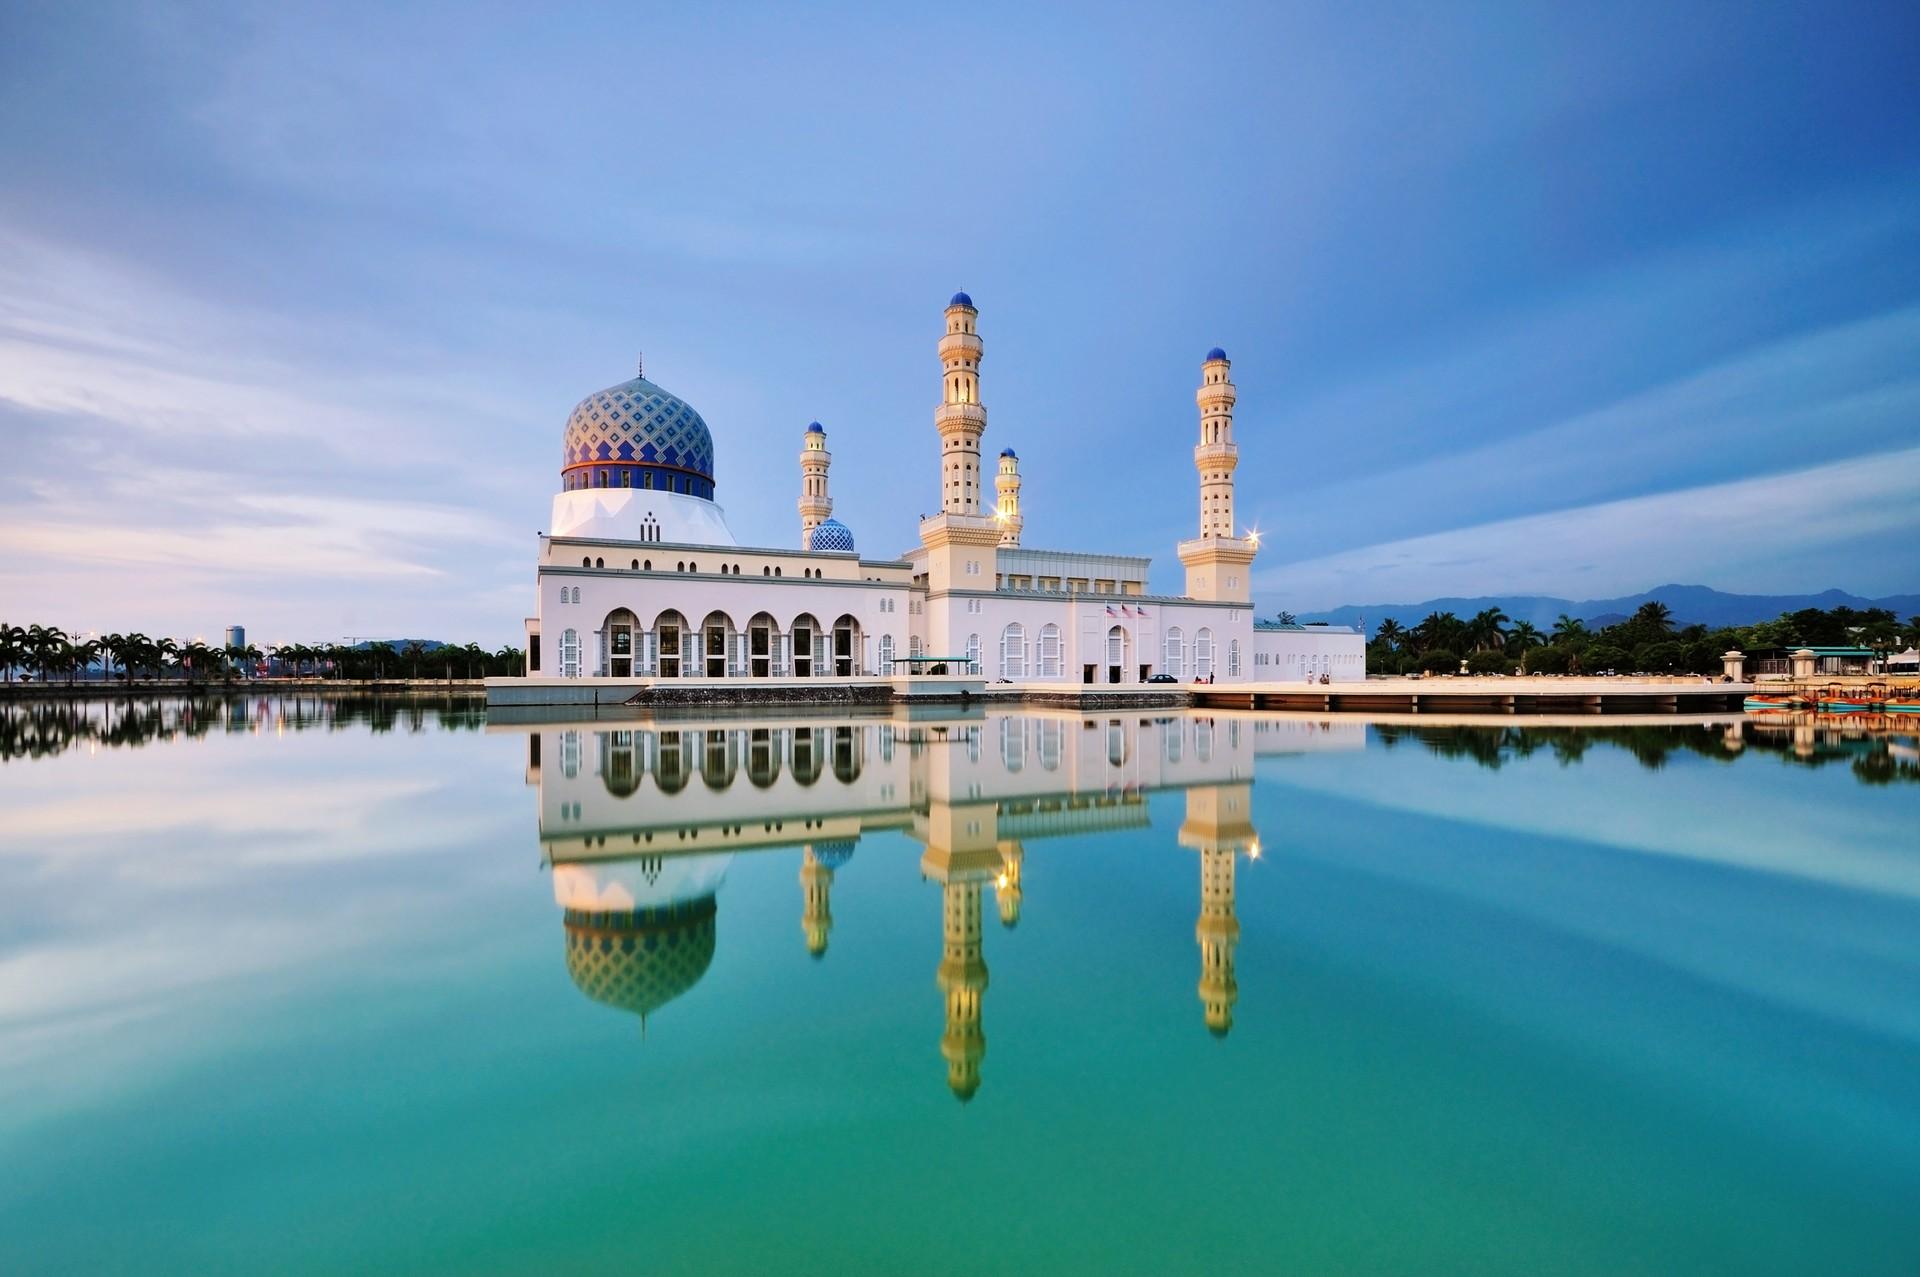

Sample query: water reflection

[0,694,485,760]
[530,713,1359,1097]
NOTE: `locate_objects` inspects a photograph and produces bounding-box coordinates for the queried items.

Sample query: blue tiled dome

[1000,447,1017,458]
[813,840,856,871]
[805,420,825,434]
[1206,347,1228,362]
[562,373,715,498]
[808,518,855,553]
[949,291,974,308]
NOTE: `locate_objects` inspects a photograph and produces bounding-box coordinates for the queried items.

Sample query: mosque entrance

[1106,625,1130,684]
[793,618,815,677]
[749,622,772,677]
[607,609,637,678]
[657,617,682,678]
[832,616,858,676]
[704,616,728,678]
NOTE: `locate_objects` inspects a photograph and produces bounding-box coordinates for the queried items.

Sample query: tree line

[0,623,525,685]
[1361,602,1918,676]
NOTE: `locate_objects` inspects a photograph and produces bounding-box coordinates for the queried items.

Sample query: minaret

[799,845,833,958]
[995,839,1024,927]
[1177,348,1258,603]
[921,795,1002,1102]
[1179,784,1256,1037]
[798,421,832,546]
[936,293,986,516]
[994,449,1023,547]
[937,875,989,1101]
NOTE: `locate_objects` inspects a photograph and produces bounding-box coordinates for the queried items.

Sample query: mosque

[520,293,1364,688]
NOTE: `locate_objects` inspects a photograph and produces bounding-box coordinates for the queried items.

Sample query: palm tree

[1551,614,1588,643]
[179,640,214,684]
[0,622,25,684]
[155,637,180,683]
[1506,621,1543,653]
[1375,618,1406,651]
[493,644,523,677]
[1633,601,1674,635]
[69,638,102,685]
[1468,608,1510,653]
[1275,611,1297,626]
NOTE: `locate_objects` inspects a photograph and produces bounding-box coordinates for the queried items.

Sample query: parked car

[1147,673,1179,684]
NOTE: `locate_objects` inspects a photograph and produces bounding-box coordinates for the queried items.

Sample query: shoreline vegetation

[1359,601,1917,676]
[0,623,524,694]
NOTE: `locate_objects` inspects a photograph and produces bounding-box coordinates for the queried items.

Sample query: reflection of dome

[1205,347,1228,362]
[949,291,974,309]
[813,839,856,871]
[561,372,716,498]
[808,518,855,553]
[564,897,717,1023]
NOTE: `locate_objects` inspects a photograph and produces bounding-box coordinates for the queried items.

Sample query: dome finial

[636,351,644,379]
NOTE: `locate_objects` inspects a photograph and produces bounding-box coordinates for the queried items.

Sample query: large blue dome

[808,518,855,553]
[949,291,974,308]
[562,373,715,499]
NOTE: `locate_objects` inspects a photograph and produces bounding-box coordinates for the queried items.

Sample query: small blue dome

[949,291,974,308]
[808,518,855,553]
[1000,447,1017,458]
[813,840,856,871]
[805,421,824,433]
[1206,347,1228,362]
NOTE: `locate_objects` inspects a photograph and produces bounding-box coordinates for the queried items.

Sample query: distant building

[1250,620,1365,682]
[224,625,245,650]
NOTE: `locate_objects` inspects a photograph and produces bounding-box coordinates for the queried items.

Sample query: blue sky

[2,1,1917,645]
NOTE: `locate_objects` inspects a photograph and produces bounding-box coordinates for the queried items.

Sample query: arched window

[1038,623,1062,677]
[878,633,895,673]
[774,566,782,577]
[1000,716,1025,771]
[1000,623,1026,678]
[964,633,981,675]
[581,556,590,567]
[630,559,638,570]
[560,628,581,678]
[1228,639,1242,677]
[643,560,651,571]
[1164,626,1184,679]
[1195,627,1215,680]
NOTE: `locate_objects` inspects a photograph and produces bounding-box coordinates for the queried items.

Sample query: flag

[1105,606,1116,616]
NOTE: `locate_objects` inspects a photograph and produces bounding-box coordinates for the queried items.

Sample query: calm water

[2,697,1917,1275]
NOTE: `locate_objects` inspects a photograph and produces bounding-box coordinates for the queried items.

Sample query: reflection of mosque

[528,712,1361,1097]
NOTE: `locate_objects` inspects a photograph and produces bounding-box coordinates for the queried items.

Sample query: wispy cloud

[1256,446,1920,606]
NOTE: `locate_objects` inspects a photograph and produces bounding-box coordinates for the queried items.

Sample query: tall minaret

[936,292,986,515]
[1180,783,1256,1038]
[1177,348,1257,603]
[799,845,834,958]
[798,421,832,545]
[994,449,1023,547]
[1197,348,1237,538]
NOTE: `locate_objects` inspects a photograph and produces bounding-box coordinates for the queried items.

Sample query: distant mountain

[1295,585,1920,635]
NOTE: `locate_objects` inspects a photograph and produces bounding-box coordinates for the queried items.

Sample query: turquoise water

[1,698,1916,1275]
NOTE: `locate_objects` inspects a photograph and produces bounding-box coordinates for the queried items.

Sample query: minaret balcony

[1196,384,1237,409]
[1193,441,1240,466]
[935,402,987,430]
[938,332,984,359]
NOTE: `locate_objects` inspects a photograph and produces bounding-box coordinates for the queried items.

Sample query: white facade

[524,295,1350,685]
[1250,622,1366,682]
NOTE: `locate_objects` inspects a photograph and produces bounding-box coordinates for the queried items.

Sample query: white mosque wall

[550,487,739,545]
[1250,626,1367,682]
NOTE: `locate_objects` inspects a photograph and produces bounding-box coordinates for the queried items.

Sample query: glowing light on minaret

[994,449,1023,547]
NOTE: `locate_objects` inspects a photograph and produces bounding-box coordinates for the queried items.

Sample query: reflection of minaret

[799,840,855,958]
[922,802,1001,1102]
[937,875,989,1101]
[995,839,1024,928]
[1179,784,1257,1038]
